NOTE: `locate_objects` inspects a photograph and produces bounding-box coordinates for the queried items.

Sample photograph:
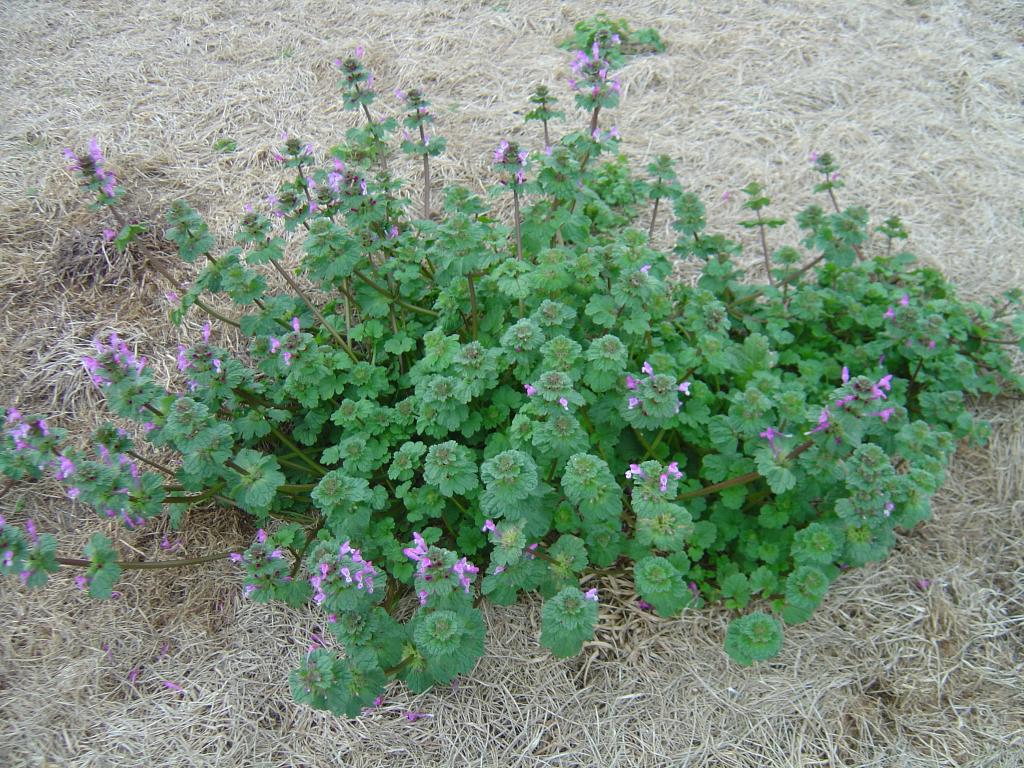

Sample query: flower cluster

[568,41,622,107]
[230,529,291,598]
[82,333,148,387]
[625,361,690,413]
[805,367,896,436]
[481,518,538,574]
[403,532,479,604]
[268,317,303,367]
[624,461,683,493]
[493,140,528,186]
[5,408,48,453]
[63,138,118,199]
[309,540,377,603]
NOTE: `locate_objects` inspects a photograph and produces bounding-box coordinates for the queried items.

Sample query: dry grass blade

[1,1,1023,766]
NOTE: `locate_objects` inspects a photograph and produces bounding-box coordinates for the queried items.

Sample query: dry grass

[1,0,1023,766]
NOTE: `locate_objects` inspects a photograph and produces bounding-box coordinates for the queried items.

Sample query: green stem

[57,550,240,570]
[467,272,479,340]
[757,211,774,286]
[351,269,439,317]
[631,427,652,455]
[647,429,667,457]
[648,196,660,240]
[127,450,176,477]
[419,124,431,219]
[676,440,813,501]
[267,258,357,360]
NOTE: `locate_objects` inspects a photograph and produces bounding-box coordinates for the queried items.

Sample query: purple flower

[805,407,831,435]
[624,463,645,480]
[162,681,185,694]
[870,407,896,422]
[482,519,497,534]
[899,294,910,307]
[558,397,569,410]
[641,361,654,376]
[102,228,116,242]
[841,366,850,384]
[636,599,653,611]
[404,711,431,722]
[494,140,509,164]
[54,454,76,481]
[451,557,479,593]
[201,322,211,343]
[291,316,300,333]
[524,383,537,397]
[640,264,651,274]
[883,306,896,320]
[677,381,691,396]
[625,375,638,390]
[584,588,598,602]
[627,397,641,410]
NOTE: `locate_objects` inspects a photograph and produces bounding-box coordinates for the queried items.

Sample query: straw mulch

[1,1,1022,766]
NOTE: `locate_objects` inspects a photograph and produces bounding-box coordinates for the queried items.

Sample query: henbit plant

[3,37,1024,718]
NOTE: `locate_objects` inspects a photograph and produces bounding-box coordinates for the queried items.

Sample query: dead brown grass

[1,1,1023,766]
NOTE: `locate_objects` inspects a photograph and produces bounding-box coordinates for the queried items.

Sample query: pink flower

[201,322,211,343]
[625,375,638,390]
[524,384,537,397]
[640,264,651,274]
[584,588,598,602]
[162,681,185,694]
[883,307,895,320]
[899,294,909,307]
[841,366,850,384]
[677,381,691,395]
[291,316,300,333]
[404,711,431,722]
[641,361,654,376]
[627,397,641,410]
[558,397,569,410]
[482,519,497,533]
[102,228,116,242]
[805,407,831,435]
[625,463,644,480]
[873,407,896,422]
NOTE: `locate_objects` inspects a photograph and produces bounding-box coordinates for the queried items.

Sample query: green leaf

[633,555,690,617]
[754,448,796,494]
[423,441,478,497]
[725,612,783,666]
[540,586,598,658]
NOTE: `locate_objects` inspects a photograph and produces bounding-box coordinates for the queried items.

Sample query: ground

[0,1,1022,766]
